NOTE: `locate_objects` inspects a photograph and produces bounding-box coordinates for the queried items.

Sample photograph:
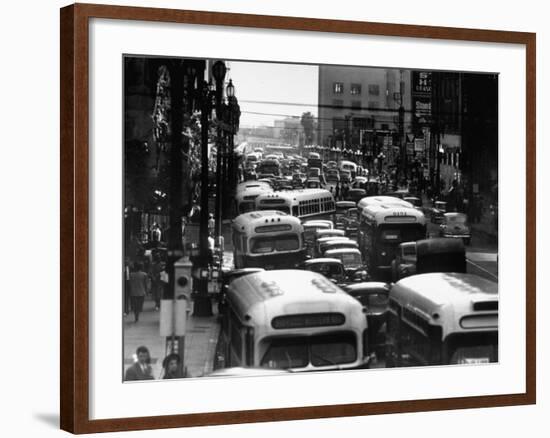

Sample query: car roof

[325,248,361,255]
[303,257,343,265]
[343,282,390,293]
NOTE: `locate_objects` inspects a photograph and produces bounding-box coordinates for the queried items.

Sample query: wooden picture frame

[60,2,536,433]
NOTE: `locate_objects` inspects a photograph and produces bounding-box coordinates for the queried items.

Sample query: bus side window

[292,206,299,216]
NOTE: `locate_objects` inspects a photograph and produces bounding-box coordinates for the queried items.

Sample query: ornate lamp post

[225,79,240,196]
[212,61,227,239]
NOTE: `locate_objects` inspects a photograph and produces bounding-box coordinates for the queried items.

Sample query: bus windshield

[250,234,299,253]
[258,205,290,214]
[261,333,357,369]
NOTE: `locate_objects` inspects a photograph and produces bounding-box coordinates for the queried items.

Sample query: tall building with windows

[317,65,412,156]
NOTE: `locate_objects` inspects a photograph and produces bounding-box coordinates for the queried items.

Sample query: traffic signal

[174,258,193,300]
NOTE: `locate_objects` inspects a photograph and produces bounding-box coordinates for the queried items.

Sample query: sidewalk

[124,298,220,379]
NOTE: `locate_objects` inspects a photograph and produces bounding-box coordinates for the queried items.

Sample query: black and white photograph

[123,56,499,381]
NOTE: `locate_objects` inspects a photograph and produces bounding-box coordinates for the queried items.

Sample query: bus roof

[256,188,333,202]
[232,210,302,233]
[227,269,362,323]
[357,196,413,210]
[391,273,498,322]
[237,181,272,193]
[361,204,426,225]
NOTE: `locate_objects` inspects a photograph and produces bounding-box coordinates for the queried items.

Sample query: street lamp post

[212,61,227,240]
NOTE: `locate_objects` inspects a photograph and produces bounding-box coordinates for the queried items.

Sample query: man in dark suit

[125,346,154,381]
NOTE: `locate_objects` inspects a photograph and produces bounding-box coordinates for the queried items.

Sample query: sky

[225,60,318,127]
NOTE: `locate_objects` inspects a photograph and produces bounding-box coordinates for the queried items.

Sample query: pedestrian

[208,213,215,236]
[150,257,163,311]
[123,257,131,316]
[335,182,341,200]
[162,353,184,379]
[125,346,154,381]
[150,223,161,247]
[128,262,149,322]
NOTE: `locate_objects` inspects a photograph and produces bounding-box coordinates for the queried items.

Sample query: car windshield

[402,245,416,256]
[350,291,388,309]
[335,252,362,267]
[307,263,344,278]
[446,214,468,224]
[250,234,299,253]
[261,333,357,369]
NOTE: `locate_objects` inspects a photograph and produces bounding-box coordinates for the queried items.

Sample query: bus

[254,189,336,221]
[232,210,306,270]
[356,196,413,212]
[358,204,427,279]
[237,180,272,193]
[386,272,498,367]
[339,160,358,178]
[234,186,273,215]
[256,159,281,177]
[220,269,370,371]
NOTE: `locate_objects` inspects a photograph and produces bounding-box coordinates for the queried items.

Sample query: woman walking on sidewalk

[128,262,149,322]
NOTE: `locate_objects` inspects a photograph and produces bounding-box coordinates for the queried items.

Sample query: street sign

[414,138,425,152]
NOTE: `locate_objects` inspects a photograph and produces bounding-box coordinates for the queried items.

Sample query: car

[324,248,368,281]
[403,196,423,209]
[439,212,471,245]
[303,220,334,256]
[218,268,265,315]
[314,228,346,242]
[305,178,323,189]
[341,207,360,238]
[351,176,368,189]
[339,170,352,184]
[390,241,417,282]
[341,281,390,355]
[291,172,307,185]
[345,188,367,203]
[319,238,359,257]
[431,200,448,224]
[326,160,338,169]
[300,258,347,285]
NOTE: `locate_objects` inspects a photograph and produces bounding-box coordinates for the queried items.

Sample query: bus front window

[250,234,299,254]
[261,333,357,369]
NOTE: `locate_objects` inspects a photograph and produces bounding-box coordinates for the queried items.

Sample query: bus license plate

[464,357,490,364]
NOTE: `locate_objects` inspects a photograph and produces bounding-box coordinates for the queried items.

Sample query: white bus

[386,272,498,367]
[234,186,273,215]
[236,180,272,193]
[232,210,306,270]
[220,269,369,371]
[254,189,336,221]
[358,204,427,279]
[357,196,413,212]
[339,160,358,177]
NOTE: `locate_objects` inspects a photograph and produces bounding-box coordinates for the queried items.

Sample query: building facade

[317,65,412,162]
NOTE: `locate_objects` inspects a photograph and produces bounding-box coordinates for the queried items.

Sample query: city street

[123,57,499,378]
